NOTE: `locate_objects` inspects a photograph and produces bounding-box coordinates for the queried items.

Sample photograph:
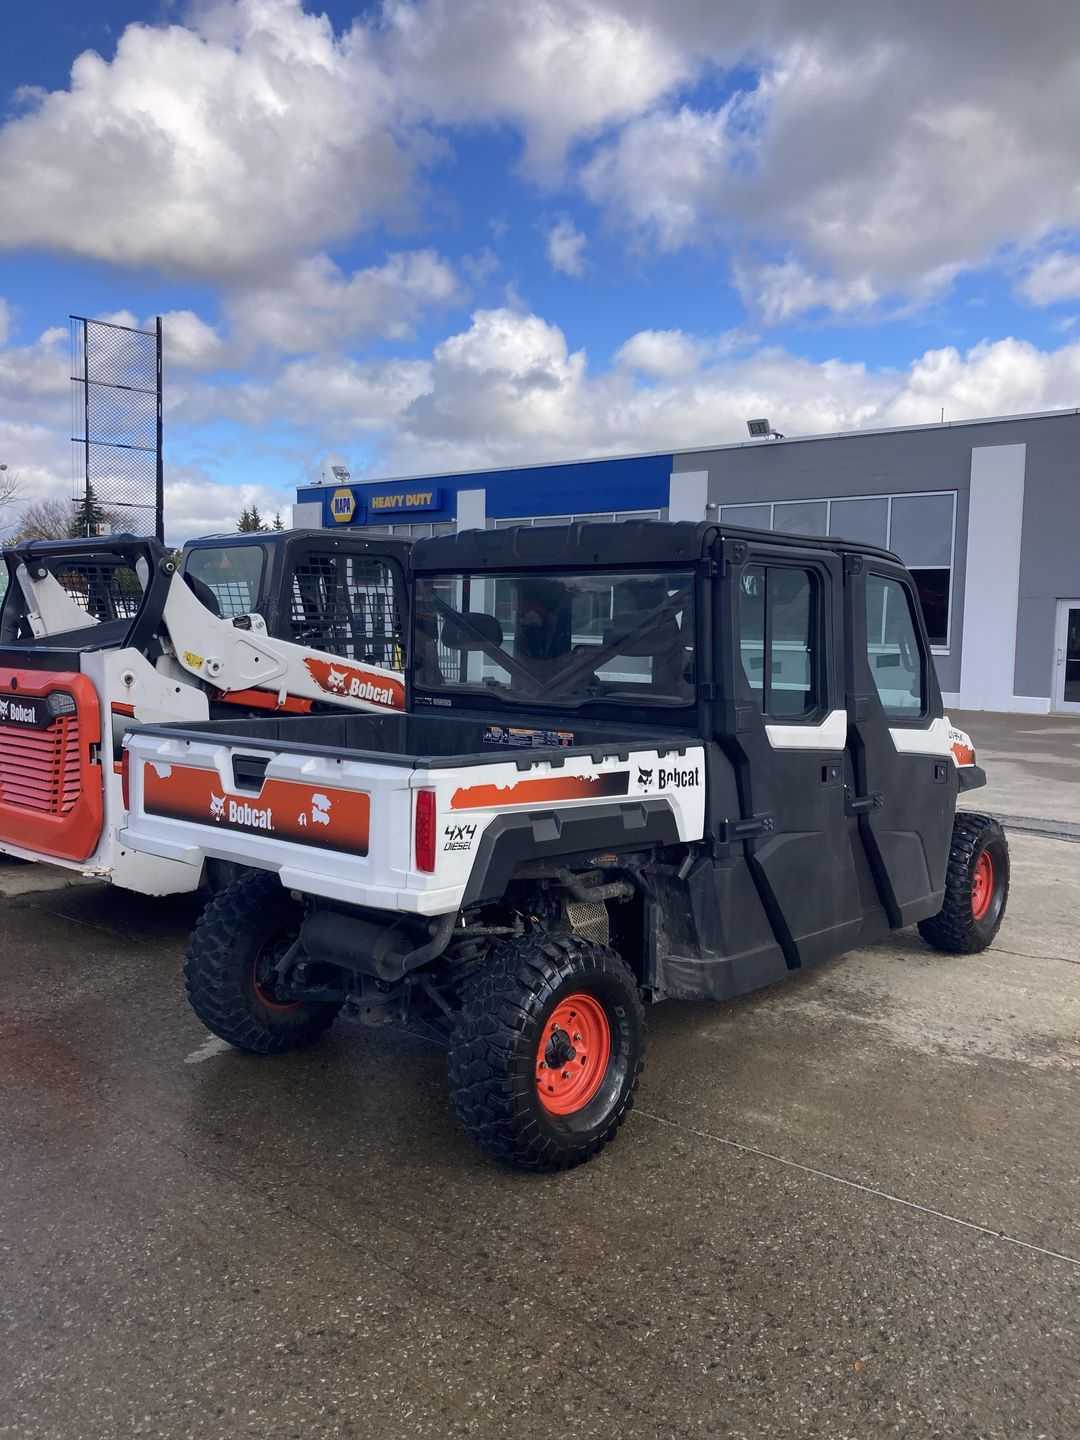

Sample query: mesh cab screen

[51,559,143,623]
[289,555,404,669]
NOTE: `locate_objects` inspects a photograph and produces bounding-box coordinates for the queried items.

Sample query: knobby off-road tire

[918,812,1009,954]
[184,869,341,1054]
[448,931,645,1172]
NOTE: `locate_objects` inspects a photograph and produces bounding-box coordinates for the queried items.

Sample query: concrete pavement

[951,708,1080,829]
[1,830,1079,1439]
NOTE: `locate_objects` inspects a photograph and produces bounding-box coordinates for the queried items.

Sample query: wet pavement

[2,829,1079,1439]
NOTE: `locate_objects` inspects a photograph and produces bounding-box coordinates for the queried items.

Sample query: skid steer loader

[0,528,410,894]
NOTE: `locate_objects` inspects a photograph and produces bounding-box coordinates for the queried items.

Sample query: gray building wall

[1012,415,1080,699]
[675,411,1080,704]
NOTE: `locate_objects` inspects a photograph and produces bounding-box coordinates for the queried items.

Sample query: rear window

[184,545,265,618]
[415,569,695,708]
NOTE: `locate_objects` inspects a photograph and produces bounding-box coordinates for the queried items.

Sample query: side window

[739,564,821,719]
[866,573,925,716]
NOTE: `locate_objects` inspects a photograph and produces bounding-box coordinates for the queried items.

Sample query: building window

[720,491,956,650]
[774,500,827,537]
[491,510,660,530]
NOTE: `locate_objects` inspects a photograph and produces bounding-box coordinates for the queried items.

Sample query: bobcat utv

[0,529,409,894]
[120,520,1008,1169]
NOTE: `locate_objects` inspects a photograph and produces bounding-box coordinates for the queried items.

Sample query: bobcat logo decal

[326,666,347,692]
[637,767,654,788]
[209,793,227,820]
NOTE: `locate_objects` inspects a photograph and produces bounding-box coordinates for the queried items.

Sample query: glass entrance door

[1053,600,1080,713]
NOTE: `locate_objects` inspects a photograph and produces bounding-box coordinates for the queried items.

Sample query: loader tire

[918,812,1009,955]
[184,869,341,1054]
[448,930,645,1172]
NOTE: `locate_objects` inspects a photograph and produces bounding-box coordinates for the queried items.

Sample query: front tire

[918,812,1009,954]
[448,931,645,1172]
[184,869,341,1054]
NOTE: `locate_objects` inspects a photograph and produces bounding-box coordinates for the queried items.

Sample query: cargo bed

[120,709,704,914]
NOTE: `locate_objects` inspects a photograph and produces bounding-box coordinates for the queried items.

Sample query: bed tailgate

[119,729,453,913]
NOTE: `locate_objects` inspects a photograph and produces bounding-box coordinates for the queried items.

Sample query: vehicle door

[718,538,864,969]
[842,555,955,928]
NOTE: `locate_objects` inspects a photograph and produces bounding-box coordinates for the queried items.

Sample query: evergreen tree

[70,483,109,538]
[272,511,285,531]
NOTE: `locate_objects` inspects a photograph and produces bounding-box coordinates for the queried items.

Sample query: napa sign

[368,489,442,516]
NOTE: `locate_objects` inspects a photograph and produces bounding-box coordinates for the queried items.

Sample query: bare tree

[0,465,18,512]
[11,497,75,542]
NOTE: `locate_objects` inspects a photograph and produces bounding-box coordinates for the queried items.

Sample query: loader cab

[180,529,412,671]
[0,534,171,659]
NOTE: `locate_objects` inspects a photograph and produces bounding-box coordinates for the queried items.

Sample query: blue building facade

[293,452,676,537]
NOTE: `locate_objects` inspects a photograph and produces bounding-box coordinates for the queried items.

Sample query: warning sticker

[483,725,575,749]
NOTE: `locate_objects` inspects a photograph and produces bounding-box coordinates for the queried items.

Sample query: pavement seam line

[991,945,1080,967]
[633,1108,1080,1271]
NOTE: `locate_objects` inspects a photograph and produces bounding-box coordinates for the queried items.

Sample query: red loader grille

[0,669,102,863]
[0,716,82,815]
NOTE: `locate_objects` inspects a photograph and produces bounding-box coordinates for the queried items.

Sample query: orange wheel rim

[252,955,302,1012]
[971,851,994,921]
[535,992,611,1116]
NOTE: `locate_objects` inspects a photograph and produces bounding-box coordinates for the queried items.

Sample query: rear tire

[184,869,341,1054]
[918,812,1009,954]
[448,930,645,1172]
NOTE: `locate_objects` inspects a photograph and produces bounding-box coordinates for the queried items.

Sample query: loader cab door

[841,555,955,928]
[718,539,864,970]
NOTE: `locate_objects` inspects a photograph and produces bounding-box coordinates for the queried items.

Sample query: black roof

[181,529,413,560]
[411,518,902,571]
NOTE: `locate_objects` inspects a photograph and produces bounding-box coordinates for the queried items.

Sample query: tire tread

[448,931,644,1172]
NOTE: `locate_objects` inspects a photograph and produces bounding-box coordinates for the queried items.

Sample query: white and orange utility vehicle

[119,520,1007,1170]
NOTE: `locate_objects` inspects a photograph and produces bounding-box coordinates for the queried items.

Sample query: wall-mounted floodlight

[331,464,351,483]
[746,418,784,439]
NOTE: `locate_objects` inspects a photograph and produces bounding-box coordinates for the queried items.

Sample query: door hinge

[715,813,775,844]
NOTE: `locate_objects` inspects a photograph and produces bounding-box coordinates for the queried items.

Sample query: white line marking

[184,1035,233,1065]
[634,1108,1080,1270]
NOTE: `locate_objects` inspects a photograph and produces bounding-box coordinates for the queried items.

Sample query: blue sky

[2,1,1080,540]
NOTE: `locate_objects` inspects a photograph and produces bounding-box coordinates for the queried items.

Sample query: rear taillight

[414,788,436,873]
[120,749,131,810]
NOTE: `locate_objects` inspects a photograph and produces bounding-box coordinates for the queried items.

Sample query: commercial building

[293,407,1080,714]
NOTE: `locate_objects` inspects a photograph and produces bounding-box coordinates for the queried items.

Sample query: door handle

[1058,647,1065,665]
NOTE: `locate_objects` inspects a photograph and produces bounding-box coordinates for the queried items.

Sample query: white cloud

[158,310,229,371]
[546,218,588,278]
[1018,252,1080,306]
[376,308,1080,474]
[579,9,1080,316]
[0,0,411,279]
[732,260,880,325]
[162,470,293,543]
[378,0,687,177]
[228,250,460,354]
[615,329,705,379]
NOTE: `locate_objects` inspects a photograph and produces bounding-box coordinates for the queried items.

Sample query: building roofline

[298,404,1080,491]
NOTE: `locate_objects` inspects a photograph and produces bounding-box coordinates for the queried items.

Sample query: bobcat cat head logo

[210,793,226,820]
[326,667,347,691]
[637,767,654,787]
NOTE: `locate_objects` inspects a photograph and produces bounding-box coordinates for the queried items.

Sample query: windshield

[414,570,695,707]
[183,544,265,618]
